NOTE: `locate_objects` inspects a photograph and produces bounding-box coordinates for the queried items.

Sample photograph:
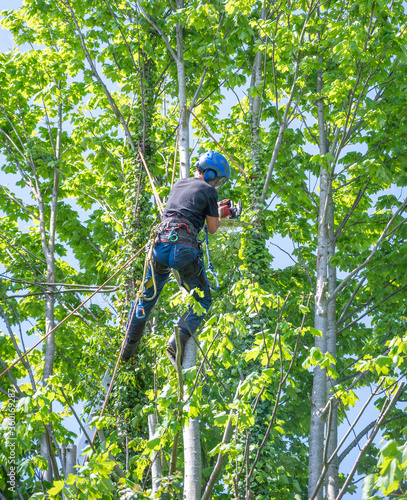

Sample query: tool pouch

[178,254,207,288]
[153,258,171,275]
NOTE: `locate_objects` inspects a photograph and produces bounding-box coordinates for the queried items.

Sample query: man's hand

[219,206,231,218]
[218,199,231,207]
[218,199,231,218]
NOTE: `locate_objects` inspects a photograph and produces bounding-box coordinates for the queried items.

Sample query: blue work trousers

[126,242,211,342]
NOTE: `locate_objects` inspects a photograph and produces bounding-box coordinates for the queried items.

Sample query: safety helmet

[196,151,230,189]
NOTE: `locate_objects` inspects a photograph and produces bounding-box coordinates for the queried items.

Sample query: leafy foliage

[0,0,407,499]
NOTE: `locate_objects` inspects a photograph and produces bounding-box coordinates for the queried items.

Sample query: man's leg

[122,252,171,362]
[177,278,212,335]
[167,246,212,363]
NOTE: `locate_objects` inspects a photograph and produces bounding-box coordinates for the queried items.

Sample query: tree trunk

[176,0,189,179]
[39,98,62,482]
[182,338,201,500]
[326,190,339,499]
[172,5,200,493]
[308,66,328,500]
[148,414,162,497]
[40,247,56,483]
[65,444,77,477]
[43,256,56,383]
[249,47,263,168]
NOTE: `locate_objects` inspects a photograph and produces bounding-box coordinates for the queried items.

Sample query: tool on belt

[157,215,200,247]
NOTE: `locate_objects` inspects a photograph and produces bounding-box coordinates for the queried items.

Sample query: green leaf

[362,474,375,499]
[214,412,229,426]
[146,437,161,450]
[48,480,64,496]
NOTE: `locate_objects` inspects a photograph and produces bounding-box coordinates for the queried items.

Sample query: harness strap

[160,215,199,234]
[158,215,200,247]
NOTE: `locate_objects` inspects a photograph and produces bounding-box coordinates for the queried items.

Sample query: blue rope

[204,225,220,290]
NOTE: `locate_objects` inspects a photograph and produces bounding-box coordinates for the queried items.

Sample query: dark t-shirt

[162,178,219,231]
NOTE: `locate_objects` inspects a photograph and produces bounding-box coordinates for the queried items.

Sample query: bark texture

[308,66,328,500]
[326,192,338,500]
[148,414,162,497]
[182,338,201,500]
[176,0,189,178]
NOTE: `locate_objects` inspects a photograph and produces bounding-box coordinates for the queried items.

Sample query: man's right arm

[206,198,233,233]
[206,215,221,234]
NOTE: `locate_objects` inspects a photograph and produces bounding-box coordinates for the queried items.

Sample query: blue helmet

[196,151,230,189]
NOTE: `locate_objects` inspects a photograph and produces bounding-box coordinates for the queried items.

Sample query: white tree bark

[171,3,201,494]
[65,444,77,477]
[308,66,328,500]
[148,414,162,497]
[39,96,62,482]
[326,192,339,500]
[182,338,201,500]
[176,0,189,179]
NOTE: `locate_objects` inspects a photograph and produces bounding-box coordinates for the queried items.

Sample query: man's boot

[121,321,146,362]
[166,329,191,365]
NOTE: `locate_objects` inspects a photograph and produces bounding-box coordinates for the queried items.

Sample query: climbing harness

[158,215,200,248]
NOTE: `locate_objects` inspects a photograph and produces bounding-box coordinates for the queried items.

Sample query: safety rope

[204,225,220,290]
[89,293,139,449]
[137,148,183,288]
[0,244,148,379]
[171,129,179,189]
[134,227,159,319]
[83,153,166,454]
[2,136,228,454]
[189,108,248,179]
[138,145,164,215]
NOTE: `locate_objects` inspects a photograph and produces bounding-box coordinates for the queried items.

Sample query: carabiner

[136,302,146,319]
[169,229,179,242]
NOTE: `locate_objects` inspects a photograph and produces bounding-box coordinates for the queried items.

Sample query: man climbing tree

[121,150,232,364]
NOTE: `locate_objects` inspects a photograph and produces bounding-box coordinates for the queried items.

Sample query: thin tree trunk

[148,414,162,497]
[39,96,62,482]
[326,191,339,499]
[172,4,200,492]
[249,48,263,168]
[40,246,56,482]
[182,338,201,500]
[308,65,328,500]
[176,0,189,179]
[65,444,77,477]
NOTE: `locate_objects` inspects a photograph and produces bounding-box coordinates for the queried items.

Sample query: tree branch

[331,198,407,299]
